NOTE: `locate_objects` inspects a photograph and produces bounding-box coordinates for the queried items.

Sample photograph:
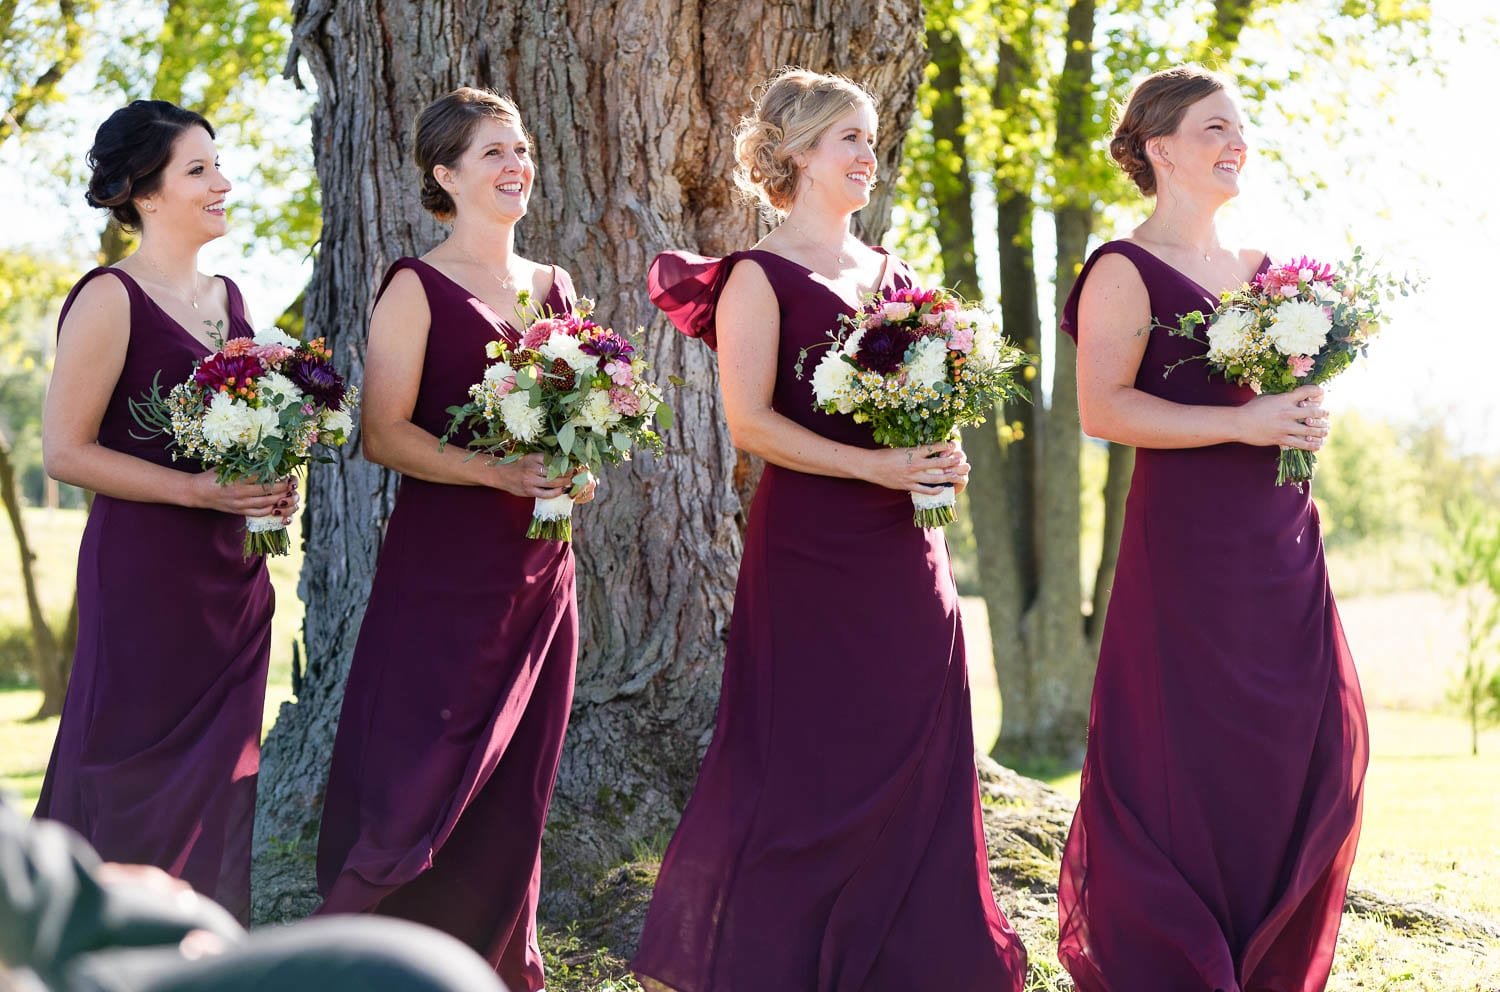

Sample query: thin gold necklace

[786,220,854,270]
[456,241,517,291]
[137,252,201,309]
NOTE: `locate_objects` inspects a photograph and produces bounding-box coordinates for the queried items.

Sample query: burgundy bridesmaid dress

[314,258,578,992]
[1057,240,1369,992]
[632,249,1027,992]
[35,268,274,925]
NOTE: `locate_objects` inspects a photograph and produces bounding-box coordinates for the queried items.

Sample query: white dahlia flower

[1267,299,1332,356]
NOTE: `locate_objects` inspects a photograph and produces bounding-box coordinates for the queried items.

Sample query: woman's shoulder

[59,267,133,330]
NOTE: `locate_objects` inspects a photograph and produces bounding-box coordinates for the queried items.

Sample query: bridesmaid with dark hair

[37,100,295,924]
[633,68,1026,992]
[1058,64,1367,991]
[314,87,592,992]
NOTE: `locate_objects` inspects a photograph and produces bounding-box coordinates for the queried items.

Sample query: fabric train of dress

[1057,240,1368,992]
[632,249,1027,992]
[35,268,274,925]
[314,259,578,992]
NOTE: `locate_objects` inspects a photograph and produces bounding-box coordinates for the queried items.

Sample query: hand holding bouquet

[129,325,358,557]
[800,286,1030,528]
[1168,249,1415,487]
[442,296,672,541]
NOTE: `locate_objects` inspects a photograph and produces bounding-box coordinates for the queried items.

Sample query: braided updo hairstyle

[85,100,215,228]
[733,68,877,220]
[1110,64,1228,196]
[414,87,529,221]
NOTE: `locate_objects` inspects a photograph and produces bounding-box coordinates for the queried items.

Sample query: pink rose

[947,328,975,353]
[1289,355,1315,378]
[882,301,914,322]
[609,385,641,415]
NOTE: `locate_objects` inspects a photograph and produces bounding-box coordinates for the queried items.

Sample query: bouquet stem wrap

[527,494,575,542]
[243,514,291,558]
[911,486,957,529]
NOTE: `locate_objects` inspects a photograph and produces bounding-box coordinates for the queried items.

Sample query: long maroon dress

[1057,240,1368,991]
[35,268,274,925]
[633,249,1027,992]
[314,258,578,992]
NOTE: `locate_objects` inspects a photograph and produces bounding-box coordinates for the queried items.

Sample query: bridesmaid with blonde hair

[634,68,1026,992]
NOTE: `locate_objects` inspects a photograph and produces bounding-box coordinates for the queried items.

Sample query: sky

[1,1,1497,451]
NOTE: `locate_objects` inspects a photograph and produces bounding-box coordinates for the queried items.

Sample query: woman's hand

[487,453,571,499]
[1237,385,1330,451]
[570,469,598,505]
[861,441,965,495]
[187,474,295,517]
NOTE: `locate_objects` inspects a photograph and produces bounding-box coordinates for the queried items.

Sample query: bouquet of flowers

[129,325,358,557]
[442,296,672,541]
[799,286,1030,528]
[1168,249,1414,487]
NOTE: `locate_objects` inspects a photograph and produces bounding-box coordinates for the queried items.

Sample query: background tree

[1435,502,1500,756]
[896,0,1431,762]
[252,0,928,922]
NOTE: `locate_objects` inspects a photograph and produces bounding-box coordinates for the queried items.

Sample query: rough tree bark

[254,0,927,923]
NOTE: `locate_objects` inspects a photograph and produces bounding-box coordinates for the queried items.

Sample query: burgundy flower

[194,353,265,393]
[852,323,915,374]
[580,330,635,363]
[287,355,348,410]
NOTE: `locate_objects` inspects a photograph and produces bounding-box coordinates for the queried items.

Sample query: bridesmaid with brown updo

[315,88,592,992]
[1058,64,1366,991]
[38,99,293,924]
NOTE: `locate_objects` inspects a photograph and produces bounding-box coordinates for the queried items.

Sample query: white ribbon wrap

[911,488,957,514]
[245,515,289,534]
[533,494,575,522]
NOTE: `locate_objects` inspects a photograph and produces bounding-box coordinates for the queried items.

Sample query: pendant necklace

[139,253,200,310]
[457,241,517,292]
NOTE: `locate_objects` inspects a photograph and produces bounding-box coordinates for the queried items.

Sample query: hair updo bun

[85,100,215,228]
[1110,64,1228,196]
[414,87,528,221]
[732,67,877,220]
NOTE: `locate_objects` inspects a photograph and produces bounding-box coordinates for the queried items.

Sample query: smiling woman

[34,99,295,925]
[311,86,588,992]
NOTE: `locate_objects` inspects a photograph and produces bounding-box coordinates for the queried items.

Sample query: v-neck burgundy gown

[35,267,274,925]
[632,249,1027,992]
[1057,240,1368,992]
[314,258,578,992]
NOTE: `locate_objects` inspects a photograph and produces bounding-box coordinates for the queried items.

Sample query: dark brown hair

[85,100,216,228]
[414,87,528,221]
[1110,65,1227,196]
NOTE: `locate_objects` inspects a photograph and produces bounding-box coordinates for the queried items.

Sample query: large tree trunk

[255,0,926,923]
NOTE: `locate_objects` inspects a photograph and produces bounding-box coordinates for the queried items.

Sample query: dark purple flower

[580,330,635,364]
[287,355,348,410]
[194,353,264,394]
[851,323,915,375]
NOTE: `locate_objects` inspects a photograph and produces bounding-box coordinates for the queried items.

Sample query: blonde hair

[414,87,529,220]
[733,67,877,219]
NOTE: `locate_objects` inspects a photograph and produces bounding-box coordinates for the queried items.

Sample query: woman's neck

[131,232,203,284]
[448,216,517,268]
[1139,193,1222,256]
